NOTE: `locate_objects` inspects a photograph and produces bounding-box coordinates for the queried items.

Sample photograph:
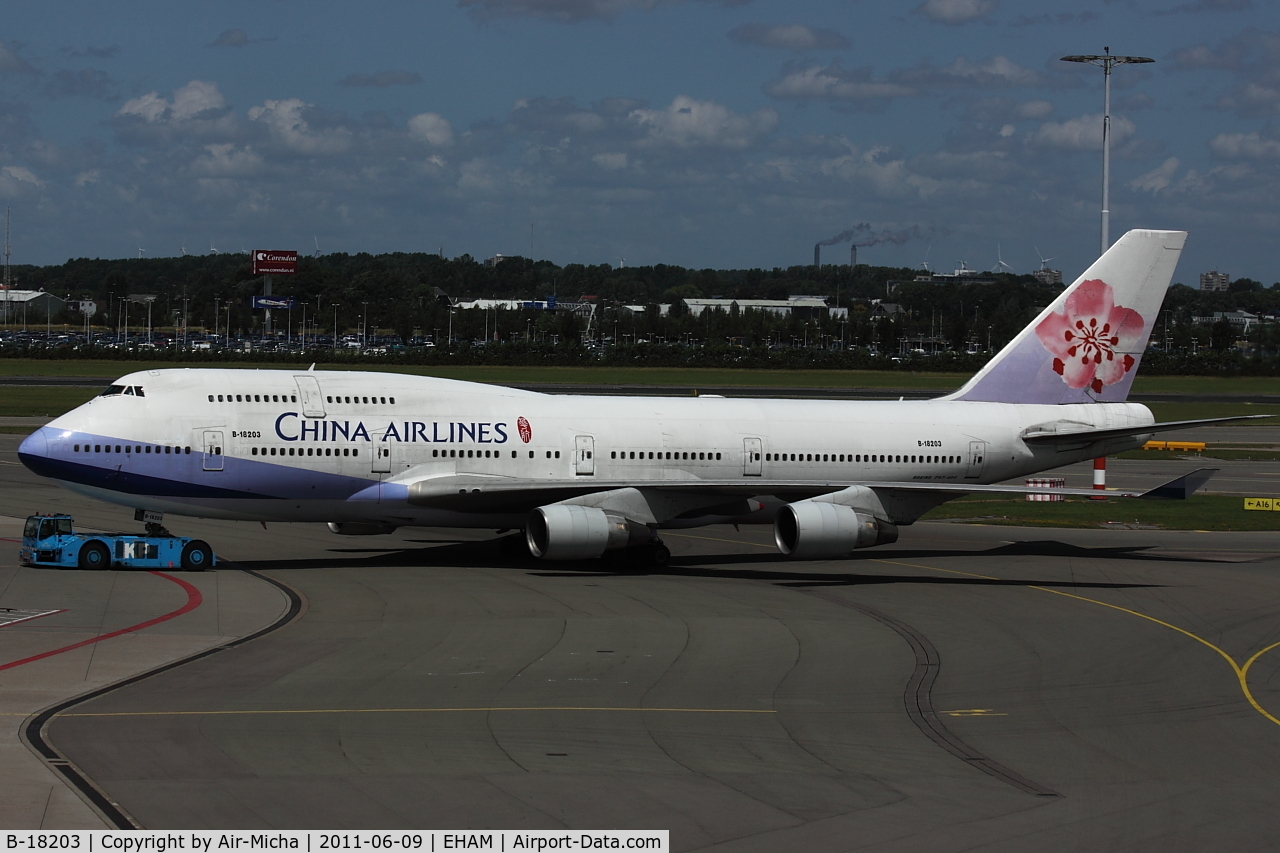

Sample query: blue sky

[2,0,1277,285]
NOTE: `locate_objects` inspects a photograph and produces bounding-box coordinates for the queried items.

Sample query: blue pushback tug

[20,512,215,571]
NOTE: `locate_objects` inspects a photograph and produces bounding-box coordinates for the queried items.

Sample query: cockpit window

[99,385,144,397]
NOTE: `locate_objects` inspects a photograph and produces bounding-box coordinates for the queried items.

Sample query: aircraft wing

[403,468,1219,516]
[1021,415,1270,446]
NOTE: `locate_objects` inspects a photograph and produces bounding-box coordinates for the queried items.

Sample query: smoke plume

[819,223,934,248]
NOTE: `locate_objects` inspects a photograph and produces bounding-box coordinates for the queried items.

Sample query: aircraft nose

[17,429,49,473]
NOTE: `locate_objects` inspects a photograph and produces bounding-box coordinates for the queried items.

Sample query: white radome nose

[18,428,47,460]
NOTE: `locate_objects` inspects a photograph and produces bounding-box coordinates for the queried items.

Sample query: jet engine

[327,522,399,536]
[774,501,898,559]
[526,504,643,560]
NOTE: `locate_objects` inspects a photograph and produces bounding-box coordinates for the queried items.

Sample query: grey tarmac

[1,434,1279,850]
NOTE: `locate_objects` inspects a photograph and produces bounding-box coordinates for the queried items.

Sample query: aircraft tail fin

[946,229,1187,405]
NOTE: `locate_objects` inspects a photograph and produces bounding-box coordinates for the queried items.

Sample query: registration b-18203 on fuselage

[18,230,1243,564]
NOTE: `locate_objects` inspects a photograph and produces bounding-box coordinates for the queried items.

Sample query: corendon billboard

[252,250,298,275]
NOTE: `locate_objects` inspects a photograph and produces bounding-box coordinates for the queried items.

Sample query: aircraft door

[202,430,224,471]
[743,438,762,476]
[294,375,326,418]
[372,442,392,474]
[965,440,986,479]
[574,435,595,475]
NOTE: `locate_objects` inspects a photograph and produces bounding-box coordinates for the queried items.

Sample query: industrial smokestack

[850,245,857,267]
[814,244,820,267]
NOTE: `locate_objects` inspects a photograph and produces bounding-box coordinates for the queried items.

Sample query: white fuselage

[21,368,1155,528]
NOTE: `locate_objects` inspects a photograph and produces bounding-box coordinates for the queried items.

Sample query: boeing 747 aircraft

[18,230,1243,565]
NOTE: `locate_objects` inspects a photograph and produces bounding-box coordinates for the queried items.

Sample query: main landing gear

[635,540,671,567]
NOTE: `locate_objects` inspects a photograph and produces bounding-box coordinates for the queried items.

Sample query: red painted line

[0,572,202,672]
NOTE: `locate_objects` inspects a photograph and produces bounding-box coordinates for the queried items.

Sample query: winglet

[1137,468,1218,500]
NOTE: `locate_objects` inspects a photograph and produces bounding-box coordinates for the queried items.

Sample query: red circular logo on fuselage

[517,417,532,443]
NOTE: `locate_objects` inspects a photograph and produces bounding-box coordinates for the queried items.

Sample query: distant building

[1033,267,1063,286]
[912,263,996,285]
[0,289,65,322]
[1192,310,1260,331]
[1200,270,1230,292]
[869,302,907,320]
[682,296,844,320]
[483,254,508,268]
[621,304,671,318]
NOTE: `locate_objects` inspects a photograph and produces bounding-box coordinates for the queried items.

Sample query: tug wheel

[77,541,110,570]
[180,540,214,571]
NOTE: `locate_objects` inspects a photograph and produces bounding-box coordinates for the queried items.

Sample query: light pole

[1061,48,1154,255]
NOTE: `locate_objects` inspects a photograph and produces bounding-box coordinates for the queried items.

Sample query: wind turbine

[209,238,219,256]
[1034,246,1056,271]
[180,240,188,257]
[918,244,932,273]
[313,236,321,258]
[136,243,146,260]
[993,243,1014,274]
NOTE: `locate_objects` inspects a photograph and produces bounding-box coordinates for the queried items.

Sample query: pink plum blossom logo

[1034,279,1146,395]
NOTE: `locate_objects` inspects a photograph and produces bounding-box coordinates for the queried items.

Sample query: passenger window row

[252,446,358,458]
[73,443,190,454]
[432,449,559,459]
[326,395,395,405]
[611,451,723,461]
[209,393,298,403]
[765,452,962,464]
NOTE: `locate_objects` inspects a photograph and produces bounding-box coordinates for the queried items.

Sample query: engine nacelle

[774,501,898,559]
[526,505,638,560]
[327,522,398,536]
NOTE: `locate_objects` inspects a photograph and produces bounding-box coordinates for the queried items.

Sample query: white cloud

[898,55,1047,88]
[915,0,999,25]
[765,63,917,102]
[630,96,777,149]
[1031,113,1136,151]
[1016,100,1054,119]
[192,143,266,177]
[1209,131,1280,159]
[1130,157,1181,193]
[728,24,850,51]
[248,98,353,155]
[1,165,44,187]
[407,113,455,147]
[117,81,227,123]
